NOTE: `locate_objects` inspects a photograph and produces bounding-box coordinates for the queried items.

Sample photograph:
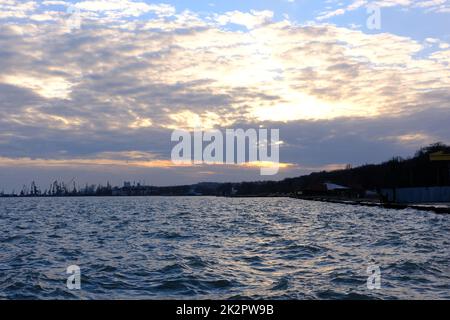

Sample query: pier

[290,195,450,214]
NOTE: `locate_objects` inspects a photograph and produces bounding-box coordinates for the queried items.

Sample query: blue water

[0,196,449,299]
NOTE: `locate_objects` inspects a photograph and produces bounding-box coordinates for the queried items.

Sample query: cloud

[317,8,347,20]
[317,0,450,20]
[0,2,449,188]
[0,155,290,170]
[1,8,449,129]
[0,0,37,19]
[74,0,176,18]
[214,10,274,29]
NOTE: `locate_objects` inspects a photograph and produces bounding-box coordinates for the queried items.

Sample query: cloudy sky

[0,0,450,191]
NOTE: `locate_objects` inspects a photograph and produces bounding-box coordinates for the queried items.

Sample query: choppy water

[0,196,449,299]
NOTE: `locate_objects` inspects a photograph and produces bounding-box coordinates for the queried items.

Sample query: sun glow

[1,74,73,99]
[252,91,373,121]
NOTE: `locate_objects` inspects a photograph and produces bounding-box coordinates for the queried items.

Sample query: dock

[290,196,450,214]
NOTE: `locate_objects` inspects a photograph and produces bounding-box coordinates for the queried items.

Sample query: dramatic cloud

[0,0,449,190]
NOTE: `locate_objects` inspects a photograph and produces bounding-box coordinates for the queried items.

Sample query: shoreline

[290,195,450,214]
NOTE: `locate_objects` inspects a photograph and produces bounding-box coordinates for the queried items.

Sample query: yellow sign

[429,151,450,161]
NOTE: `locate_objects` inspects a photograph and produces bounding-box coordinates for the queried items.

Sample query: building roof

[324,182,349,190]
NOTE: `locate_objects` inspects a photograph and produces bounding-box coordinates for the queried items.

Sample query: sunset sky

[1,0,450,191]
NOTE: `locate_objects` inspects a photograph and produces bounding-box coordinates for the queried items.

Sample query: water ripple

[0,196,448,299]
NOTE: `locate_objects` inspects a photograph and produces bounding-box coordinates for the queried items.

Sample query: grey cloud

[1,8,449,190]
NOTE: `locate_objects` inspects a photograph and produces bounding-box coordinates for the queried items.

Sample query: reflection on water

[0,196,449,299]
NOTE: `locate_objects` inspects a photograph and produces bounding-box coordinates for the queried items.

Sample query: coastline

[2,193,449,214]
[290,195,450,214]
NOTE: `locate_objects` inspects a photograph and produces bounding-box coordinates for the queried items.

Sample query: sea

[0,196,449,299]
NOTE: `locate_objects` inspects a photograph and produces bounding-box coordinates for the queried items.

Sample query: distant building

[323,182,349,191]
[299,181,362,198]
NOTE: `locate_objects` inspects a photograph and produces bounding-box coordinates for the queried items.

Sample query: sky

[0,0,450,192]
